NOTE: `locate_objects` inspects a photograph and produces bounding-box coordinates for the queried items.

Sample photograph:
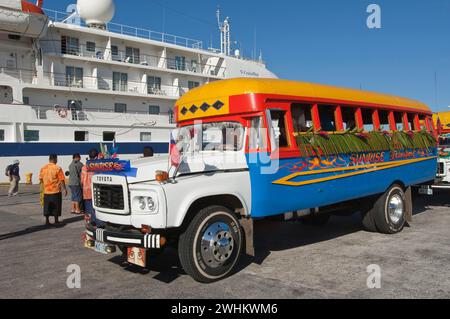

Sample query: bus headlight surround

[132,194,158,214]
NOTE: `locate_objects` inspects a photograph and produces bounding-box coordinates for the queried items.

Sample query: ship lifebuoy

[54,105,68,118]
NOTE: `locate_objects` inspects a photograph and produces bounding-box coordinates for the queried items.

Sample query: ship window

[188,81,200,90]
[114,103,127,113]
[149,105,160,115]
[66,66,83,88]
[318,105,336,132]
[269,110,290,148]
[378,110,390,131]
[175,56,186,71]
[61,36,80,55]
[24,130,39,142]
[125,47,140,64]
[147,76,161,94]
[86,41,96,52]
[0,129,4,141]
[113,72,128,91]
[23,96,30,105]
[74,131,88,142]
[8,34,21,41]
[111,45,120,61]
[140,132,152,142]
[103,132,115,142]
[291,104,313,133]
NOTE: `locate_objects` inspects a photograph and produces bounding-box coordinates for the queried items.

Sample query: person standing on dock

[6,160,20,197]
[39,154,68,226]
[68,153,84,215]
[81,149,104,226]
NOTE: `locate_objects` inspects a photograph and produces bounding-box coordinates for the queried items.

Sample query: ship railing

[44,8,203,51]
[28,103,176,124]
[44,71,186,98]
[0,67,38,84]
[40,41,226,77]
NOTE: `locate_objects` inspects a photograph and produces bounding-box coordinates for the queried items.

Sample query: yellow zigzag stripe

[272,157,437,187]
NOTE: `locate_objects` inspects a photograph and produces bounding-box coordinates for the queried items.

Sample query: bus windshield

[175,122,245,153]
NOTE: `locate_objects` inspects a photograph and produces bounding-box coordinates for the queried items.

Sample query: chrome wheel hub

[388,194,404,224]
[201,222,234,268]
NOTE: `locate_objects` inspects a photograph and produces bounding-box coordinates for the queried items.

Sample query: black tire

[178,206,243,283]
[364,184,406,234]
[360,198,378,232]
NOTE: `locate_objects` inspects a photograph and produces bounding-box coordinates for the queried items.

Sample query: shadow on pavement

[412,190,450,216]
[108,247,184,283]
[108,215,363,283]
[0,216,84,241]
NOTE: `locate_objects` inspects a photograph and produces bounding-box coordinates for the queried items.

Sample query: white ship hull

[0,5,277,183]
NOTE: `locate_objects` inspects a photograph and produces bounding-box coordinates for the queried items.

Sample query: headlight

[132,194,158,214]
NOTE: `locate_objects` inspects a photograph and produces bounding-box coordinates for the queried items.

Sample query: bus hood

[126,152,248,183]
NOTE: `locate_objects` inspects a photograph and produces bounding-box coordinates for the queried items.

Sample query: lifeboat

[0,0,48,38]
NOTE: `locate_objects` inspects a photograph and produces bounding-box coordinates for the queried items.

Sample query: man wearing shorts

[39,154,68,226]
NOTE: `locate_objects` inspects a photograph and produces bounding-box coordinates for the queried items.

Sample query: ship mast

[216,7,231,56]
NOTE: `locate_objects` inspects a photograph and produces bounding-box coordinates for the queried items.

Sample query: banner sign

[86,159,131,173]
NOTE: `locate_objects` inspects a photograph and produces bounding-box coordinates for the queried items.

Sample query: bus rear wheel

[362,184,406,234]
[178,206,243,283]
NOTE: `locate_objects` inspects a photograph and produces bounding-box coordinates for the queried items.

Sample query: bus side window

[394,112,404,131]
[318,105,336,132]
[362,108,375,131]
[407,113,415,131]
[341,107,356,130]
[419,115,427,131]
[269,110,290,148]
[248,116,268,151]
[291,104,313,133]
[378,110,390,131]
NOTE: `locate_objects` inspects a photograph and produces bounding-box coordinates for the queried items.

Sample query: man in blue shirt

[7,160,20,197]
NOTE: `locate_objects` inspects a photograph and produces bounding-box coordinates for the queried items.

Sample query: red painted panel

[334,106,344,131]
[373,109,381,130]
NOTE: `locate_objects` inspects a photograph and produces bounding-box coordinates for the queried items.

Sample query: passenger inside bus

[318,105,336,132]
[291,104,313,132]
[270,110,289,148]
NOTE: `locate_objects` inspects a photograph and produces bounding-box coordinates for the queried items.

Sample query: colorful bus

[86,79,437,282]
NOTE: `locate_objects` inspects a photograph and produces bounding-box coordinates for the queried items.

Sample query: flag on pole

[170,130,181,167]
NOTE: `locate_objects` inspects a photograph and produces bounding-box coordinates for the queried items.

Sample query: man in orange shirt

[39,154,68,226]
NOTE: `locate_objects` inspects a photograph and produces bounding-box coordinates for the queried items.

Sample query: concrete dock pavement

[0,184,449,298]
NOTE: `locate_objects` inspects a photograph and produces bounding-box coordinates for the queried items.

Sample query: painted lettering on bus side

[349,152,386,166]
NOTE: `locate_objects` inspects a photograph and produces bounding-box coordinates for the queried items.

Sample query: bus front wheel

[178,206,243,283]
[362,184,406,234]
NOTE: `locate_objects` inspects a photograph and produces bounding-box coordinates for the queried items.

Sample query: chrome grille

[93,184,125,210]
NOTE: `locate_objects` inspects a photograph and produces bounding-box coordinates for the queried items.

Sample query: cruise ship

[0,0,277,183]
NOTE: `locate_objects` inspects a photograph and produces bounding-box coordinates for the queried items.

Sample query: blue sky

[45,0,450,112]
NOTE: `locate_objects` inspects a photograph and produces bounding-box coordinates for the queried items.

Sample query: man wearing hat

[7,160,20,197]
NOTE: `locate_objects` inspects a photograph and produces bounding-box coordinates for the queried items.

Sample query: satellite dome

[77,0,115,26]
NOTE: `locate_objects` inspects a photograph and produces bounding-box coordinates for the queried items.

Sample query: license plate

[95,241,109,254]
[127,247,147,267]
